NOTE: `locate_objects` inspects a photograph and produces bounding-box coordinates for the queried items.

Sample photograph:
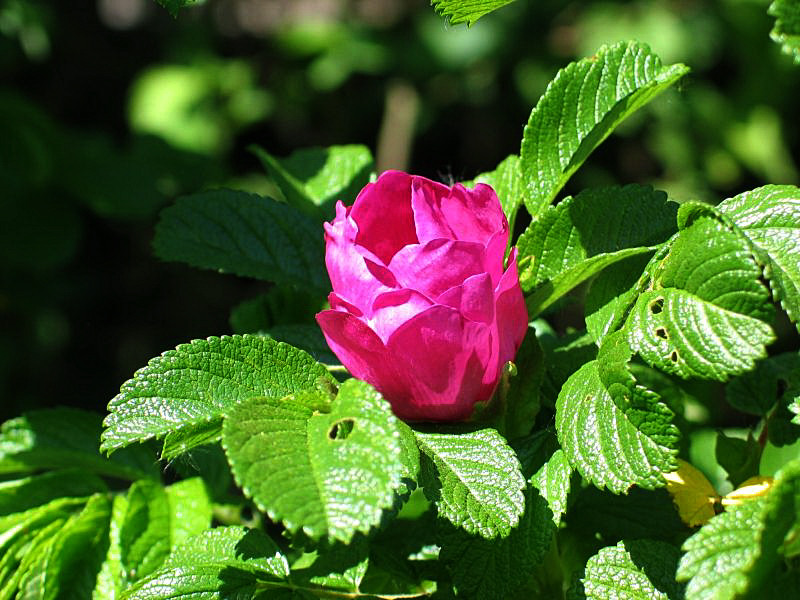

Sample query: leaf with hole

[520,42,689,218]
[101,334,335,457]
[222,379,405,544]
[416,427,526,538]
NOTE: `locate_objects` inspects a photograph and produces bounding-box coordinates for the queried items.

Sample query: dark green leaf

[222,380,405,543]
[0,408,157,480]
[502,332,544,440]
[101,334,335,456]
[416,427,526,539]
[153,0,201,17]
[0,468,106,517]
[769,0,800,64]
[726,352,800,416]
[153,189,329,293]
[119,480,172,585]
[520,42,689,218]
[252,144,373,220]
[715,431,761,488]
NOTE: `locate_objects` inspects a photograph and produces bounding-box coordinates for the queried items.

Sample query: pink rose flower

[316,170,528,421]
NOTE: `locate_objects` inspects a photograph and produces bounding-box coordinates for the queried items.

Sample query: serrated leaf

[120,480,171,585]
[530,449,571,526]
[556,336,679,493]
[415,427,526,538]
[472,154,525,237]
[520,42,689,217]
[252,144,373,220]
[153,189,328,293]
[627,211,775,380]
[0,408,157,480]
[726,352,800,416]
[102,334,335,456]
[222,379,405,544]
[439,483,554,599]
[677,458,800,599]
[122,565,281,600]
[769,0,800,64]
[166,478,212,547]
[718,185,800,331]
[430,0,517,25]
[17,493,111,600]
[516,184,677,294]
[568,539,684,600]
[0,468,107,517]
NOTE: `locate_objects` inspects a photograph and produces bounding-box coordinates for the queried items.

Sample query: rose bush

[316,170,528,421]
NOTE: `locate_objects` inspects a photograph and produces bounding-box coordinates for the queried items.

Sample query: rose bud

[316,170,528,421]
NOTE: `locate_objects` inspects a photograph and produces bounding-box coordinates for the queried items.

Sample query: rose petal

[369,288,433,343]
[328,292,363,317]
[350,171,419,264]
[325,201,394,315]
[389,238,486,299]
[316,309,408,402]
[411,178,508,247]
[385,305,489,421]
[437,272,495,324]
[494,250,529,364]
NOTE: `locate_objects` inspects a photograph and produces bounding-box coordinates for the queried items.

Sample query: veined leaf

[438,484,554,600]
[556,334,679,493]
[153,189,328,293]
[726,351,800,416]
[717,185,800,332]
[119,480,171,585]
[0,469,107,517]
[769,0,800,64]
[628,211,775,381]
[568,539,684,600]
[472,154,525,239]
[0,408,157,480]
[222,380,406,544]
[165,477,213,548]
[416,427,526,538]
[251,144,373,220]
[430,0,517,26]
[520,42,689,218]
[677,458,800,599]
[101,334,335,456]
[530,449,571,526]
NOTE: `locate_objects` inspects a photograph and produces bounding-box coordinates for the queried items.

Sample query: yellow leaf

[721,476,774,507]
[663,459,720,527]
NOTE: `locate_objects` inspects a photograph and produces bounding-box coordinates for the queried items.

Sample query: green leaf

[293,537,370,593]
[438,484,554,600]
[16,493,111,600]
[101,334,335,456]
[222,379,405,544]
[536,326,598,405]
[120,480,171,585]
[769,0,800,64]
[627,211,775,381]
[266,324,338,365]
[556,334,679,493]
[530,449,571,526]
[166,477,212,547]
[93,494,128,600]
[568,539,684,600]
[677,458,800,599]
[152,189,329,293]
[251,144,373,220]
[520,42,689,218]
[726,352,800,416]
[716,431,761,489]
[502,332,544,440]
[430,0,517,26]
[516,185,677,294]
[415,427,526,538]
[1,517,67,598]
[153,0,201,17]
[122,565,281,600]
[717,185,800,332]
[229,287,323,335]
[472,154,525,238]
[0,468,107,517]
[0,408,157,480]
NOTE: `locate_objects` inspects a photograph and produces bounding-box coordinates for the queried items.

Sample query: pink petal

[368,288,433,343]
[328,292,363,317]
[316,309,408,402]
[436,272,495,324]
[412,178,508,247]
[389,238,486,299]
[350,171,419,264]
[494,250,529,364]
[324,201,395,315]
[385,305,490,421]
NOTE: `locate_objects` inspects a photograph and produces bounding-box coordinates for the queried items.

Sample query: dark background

[1,0,798,422]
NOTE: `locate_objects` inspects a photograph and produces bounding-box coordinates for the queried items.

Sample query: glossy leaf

[430,0,517,25]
